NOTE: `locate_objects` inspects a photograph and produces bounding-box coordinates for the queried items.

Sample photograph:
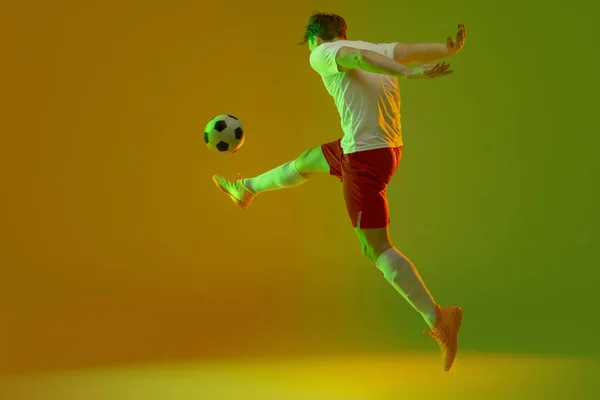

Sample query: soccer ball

[204,114,245,153]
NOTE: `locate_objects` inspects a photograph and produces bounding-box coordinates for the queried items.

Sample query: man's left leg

[354,217,439,329]
[343,146,462,372]
[356,226,462,372]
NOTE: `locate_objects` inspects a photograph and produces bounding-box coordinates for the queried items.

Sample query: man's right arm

[336,47,414,78]
[336,47,451,79]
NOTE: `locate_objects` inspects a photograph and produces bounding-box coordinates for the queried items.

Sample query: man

[212,12,467,372]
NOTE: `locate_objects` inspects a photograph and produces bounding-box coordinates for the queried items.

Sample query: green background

[1,0,598,397]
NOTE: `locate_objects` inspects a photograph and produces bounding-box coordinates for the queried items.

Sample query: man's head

[301,12,347,51]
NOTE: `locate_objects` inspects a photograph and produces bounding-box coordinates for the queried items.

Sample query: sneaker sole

[212,175,248,210]
[454,307,464,333]
[446,307,464,372]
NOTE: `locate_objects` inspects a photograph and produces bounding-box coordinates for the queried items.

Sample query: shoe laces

[219,177,233,189]
[424,326,447,345]
[220,173,243,189]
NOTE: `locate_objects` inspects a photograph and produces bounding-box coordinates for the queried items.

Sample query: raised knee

[360,241,391,263]
[361,243,391,264]
[294,150,312,176]
[360,246,377,263]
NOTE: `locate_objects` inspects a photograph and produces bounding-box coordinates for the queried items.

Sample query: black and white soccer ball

[204,114,245,153]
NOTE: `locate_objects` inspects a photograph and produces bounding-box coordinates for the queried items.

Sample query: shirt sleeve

[309,42,346,78]
[376,42,399,59]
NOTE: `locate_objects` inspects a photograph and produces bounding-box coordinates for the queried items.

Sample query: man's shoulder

[309,41,347,64]
[343,40,378,48]
[309,40,366,62]
[326,39,374,49]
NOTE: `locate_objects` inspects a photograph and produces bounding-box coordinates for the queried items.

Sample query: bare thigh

[354,226,393,263]
[294,146,330,178]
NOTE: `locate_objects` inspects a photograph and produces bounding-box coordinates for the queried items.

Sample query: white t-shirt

[309,40,403,154]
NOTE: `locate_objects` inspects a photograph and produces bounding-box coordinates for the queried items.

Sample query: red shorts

[321,139,402,229]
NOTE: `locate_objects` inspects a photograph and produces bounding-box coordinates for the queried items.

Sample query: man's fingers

[427,71,444,78]
[432,70,453,79]
[415,62,452,79]
[427,66,441,75]
[446,36,454,47]
[428,64,453,78]
[437,62,450,72]
[458,24,466,42]
[427,62,448,75]
[427,64,441,73]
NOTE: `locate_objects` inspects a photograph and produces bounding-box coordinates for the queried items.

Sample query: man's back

[310,40,403,154]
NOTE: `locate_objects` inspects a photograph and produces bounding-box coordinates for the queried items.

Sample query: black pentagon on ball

[214,120,227,132]
[204,131,209,144]
[216,141,229,152]
[227,114,238,120]
[234,127,243,140]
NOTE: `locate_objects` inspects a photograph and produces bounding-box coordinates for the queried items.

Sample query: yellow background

[1,0,598,397]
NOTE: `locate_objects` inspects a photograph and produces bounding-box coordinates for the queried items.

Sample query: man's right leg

[212,143,335,209]
[243,145,331,194]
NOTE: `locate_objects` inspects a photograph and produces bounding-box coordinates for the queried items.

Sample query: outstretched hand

[407,62,453,80]
[446,24,467,55]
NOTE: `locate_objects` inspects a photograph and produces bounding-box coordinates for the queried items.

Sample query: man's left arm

[393,24,467,65]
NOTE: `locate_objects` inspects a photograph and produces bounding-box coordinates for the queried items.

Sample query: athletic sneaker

[425,305,463,372]
[212,173,255,209]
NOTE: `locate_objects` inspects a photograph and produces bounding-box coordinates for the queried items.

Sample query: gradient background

[1,0,599,398]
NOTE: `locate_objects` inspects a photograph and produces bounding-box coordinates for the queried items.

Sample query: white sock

[243,160,308,195]
[376,247,438,328]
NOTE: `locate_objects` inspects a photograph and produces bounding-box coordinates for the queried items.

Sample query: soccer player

[213,12,467,372]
